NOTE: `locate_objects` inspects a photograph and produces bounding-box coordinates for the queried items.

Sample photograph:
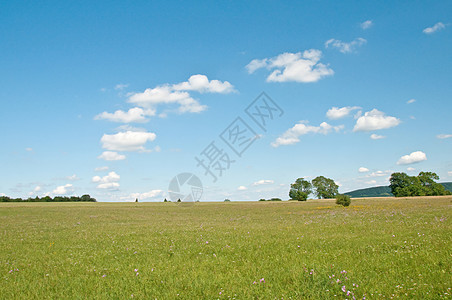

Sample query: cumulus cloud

[407,99,416,104]
[94,107,155,123]
[423,22,446,34]
[353,109,400,132]
[437,134,452,139]
[128,190,164,201]
[246,49,334,83]
[360,20,373,29]
[128,74,234,114]
[101,130,156,152]
[326,106,361,119]
[397,151,427,165]
[370,133,386,140]
[325,38,367,53]
[237,186,248,191]
[92,171,120,189]
[66,174,79,181]
[53,184,74,195]
[358,167,369,173]
[272,121,343,147]
[98,151,126,161]
[253,180,274,186]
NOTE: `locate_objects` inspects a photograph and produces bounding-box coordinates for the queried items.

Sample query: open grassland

[1,197,451,299]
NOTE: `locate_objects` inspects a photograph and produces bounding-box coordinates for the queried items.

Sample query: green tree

[289,178,312,201]
[312,176,339,199]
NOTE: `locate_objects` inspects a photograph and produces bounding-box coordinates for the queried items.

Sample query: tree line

[389,171,451,197]
[0,195,97,202]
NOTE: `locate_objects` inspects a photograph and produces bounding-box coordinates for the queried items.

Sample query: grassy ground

[0,197,451,299]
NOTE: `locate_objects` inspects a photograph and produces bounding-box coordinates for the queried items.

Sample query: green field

[1,197,451,299]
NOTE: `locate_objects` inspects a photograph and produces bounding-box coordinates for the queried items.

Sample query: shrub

[259,199,266,201]
[336,194,351,207]
[269,198,282,201]
[224,199,231,202]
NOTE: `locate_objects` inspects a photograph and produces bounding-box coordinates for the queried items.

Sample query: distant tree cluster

[259,198,282,201]
[289,176,339,201]
[389,171,451,197]
[0,195,96,202]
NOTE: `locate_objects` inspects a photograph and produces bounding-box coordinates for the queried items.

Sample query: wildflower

[134,269,138,272]
[206,241,209,244]
[260,278,265,283]
[341,286,346,293]
[253,281,257,284]
[102,275,107,278]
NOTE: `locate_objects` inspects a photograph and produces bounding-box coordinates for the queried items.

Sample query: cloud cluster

[326,106,361,119]
[92,171,120,189]
[353,109,400,132]
[101,130,157,152]
[253,180,274,186]
[128,74,235,114]
[128,190,164,201]
[246,50,334,83]
[52,184,74,195]
[325,38,367,53]
[397,151,427,165]
[272,121,343,147]
[423,22,446,34]
[95,107,156,123]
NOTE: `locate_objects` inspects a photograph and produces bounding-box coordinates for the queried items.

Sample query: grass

[0,196,451,299]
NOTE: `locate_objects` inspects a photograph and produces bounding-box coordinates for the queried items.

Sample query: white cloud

[172,74,235,93]
[128,74,234,114]
[101,130,156,152]
[237,186,248,191]
[423,22,446,34]
[325,38,367,53]
[33,186,42,192]
[326,106,361,119]
[360,20,373,29]
[358,167,369,173]
[353,109,400,132]
[407,99,416,104]
[114,83,129,90]
[407,167,416,171]
[246,49,334,83]
[94,107,155,123]
[95,166,109,172]
[367,170,391,177]
[366,180,377,185]
[397,151,427,165]
[128,190,164,201]
[26,147,33,152]
[92,171,120,190]
[52,184,74,195]
[437,134,452,139]
[272,121,343,147]
[448,171,452,176]
[370,133,386,140]
[253,180,274,186]
[66,174,79,181]
[98,151,126,161]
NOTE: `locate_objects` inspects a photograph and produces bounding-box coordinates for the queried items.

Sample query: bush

[336,194,351,207]
[224,199,231,202]
[259,199,266,201]
[269,198,282,201]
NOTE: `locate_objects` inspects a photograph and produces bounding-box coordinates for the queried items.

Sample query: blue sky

[1,1,451,201]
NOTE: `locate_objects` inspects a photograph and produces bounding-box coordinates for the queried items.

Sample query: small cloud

[92,171,120,190]
[114,83,129,90]
[26,147,33,152]
[367,170,391,178]
[272,121,343,147]
[325,38,367,53]
[253,180,274,186]
[423,22,446,34]
[126,190,164,201]
[407,167,415,171]
[95,166,109,172]
[95,107,155,123]
[437,134,452,139]
[66,174,79,181]
[353,109,400,132]
[370,133,386,140]
[358,167,369,173]
[366,180,377,185]
[326,106,361,119]
[98,151,126,161]
[397,151,427,165]
[407,99,416,104]
[100,87,107,92]
[409,116,416,120]
[101,130,157,152]
[448,171,452,176]
[237,186,248,191]
[33,186,42,192]
[52,184,74,195]
[360,20,373,30]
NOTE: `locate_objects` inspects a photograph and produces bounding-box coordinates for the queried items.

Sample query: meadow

[1,197,451,299]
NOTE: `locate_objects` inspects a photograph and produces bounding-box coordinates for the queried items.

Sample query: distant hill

[344,182,452,198]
